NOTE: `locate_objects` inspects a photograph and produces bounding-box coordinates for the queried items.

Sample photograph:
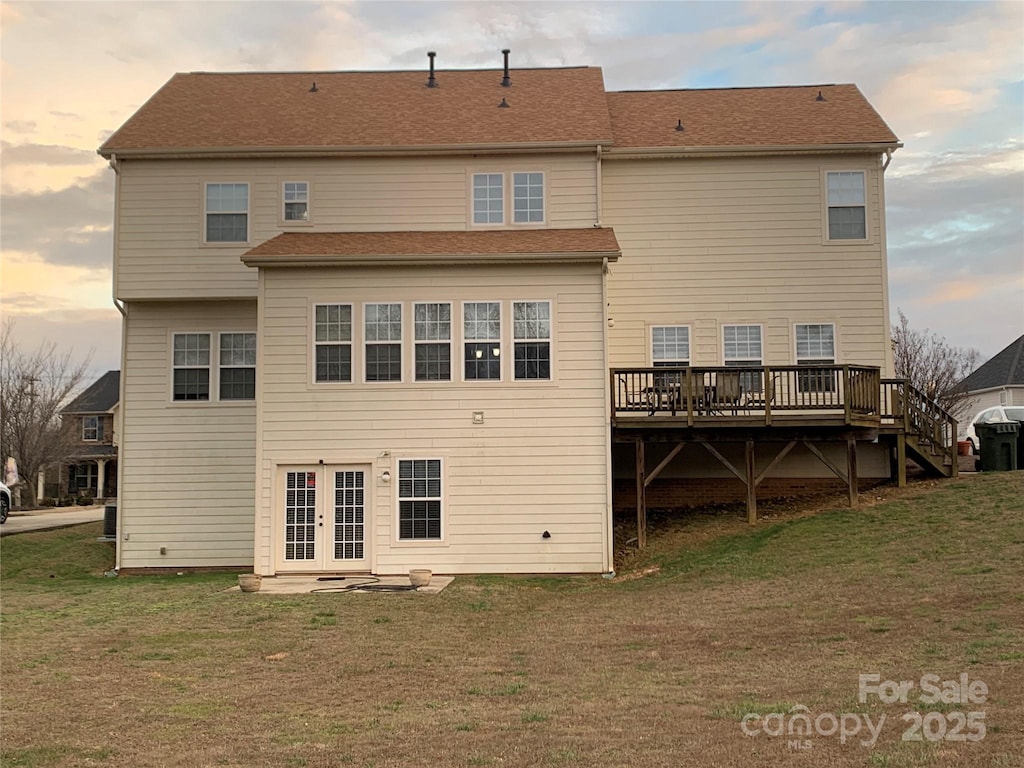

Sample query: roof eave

[602,141,902,160]
[242,251,621,268]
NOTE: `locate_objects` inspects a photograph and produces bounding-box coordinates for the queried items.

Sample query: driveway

[1,505,107,537]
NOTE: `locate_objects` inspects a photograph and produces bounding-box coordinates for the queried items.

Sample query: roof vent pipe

[498,97,510,108]
[816,90,826,102]
[501,48,511,87]
[309,82,318,93]
[675,119,684,131]
[426,51,437,88]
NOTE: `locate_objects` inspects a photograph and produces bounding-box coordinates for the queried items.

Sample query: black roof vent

[501,48,511,87]
[498,97,510,109]
[309,82,318,93]
[426,51,437,88]
[816,90,826,102]
[675,119,684,132]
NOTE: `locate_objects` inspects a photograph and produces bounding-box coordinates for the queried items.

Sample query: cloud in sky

[0,0,1021,373]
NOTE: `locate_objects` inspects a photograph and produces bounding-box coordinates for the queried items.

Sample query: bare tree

[0,319,92,506]
[892,309,980,419]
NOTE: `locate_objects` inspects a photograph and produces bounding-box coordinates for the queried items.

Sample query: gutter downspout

[601,255,615,577]
[882,148,894,172]
[108,153,126,573]
[595,144,603,227]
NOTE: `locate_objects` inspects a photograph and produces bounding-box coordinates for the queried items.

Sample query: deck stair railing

[881,378,958,474]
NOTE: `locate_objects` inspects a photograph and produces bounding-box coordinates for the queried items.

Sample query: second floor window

[513,172,544,223]
[365,303,402,382]
[464,301,501,380]
[414,303,451,381]
[220,333,256,400]
[314,304,352,382]
[82,415,100,441]
[172,333,211,401]
[472,173,504,224]
[205,183,248,242]
[283,182,309,221]
[796,323,837,393]
[826,172,866,240]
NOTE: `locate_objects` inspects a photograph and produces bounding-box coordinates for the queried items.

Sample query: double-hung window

[314,304,352,382]
[219,333,256,400]
[82,416,99,441]
[826,172,866,240]
[283,182,309,222]
[795,323,836,394]
[652,326,690,367]
[365,303,402,382]
[472,173,504,224]
[172,333,211,401]
[513,172,544,223]
[205,183,248,242]
[464,301,501,380]
[723,325,763,393]
[397,459,442,540]
[513,301,551,380]
[414,303,451,381]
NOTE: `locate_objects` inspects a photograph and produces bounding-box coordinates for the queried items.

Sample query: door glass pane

[284,471,317,560]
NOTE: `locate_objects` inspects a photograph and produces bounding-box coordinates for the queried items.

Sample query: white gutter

[602,141,903,160]
[595,144,604,227]
[882,148,894,171]
[242,251,621,269]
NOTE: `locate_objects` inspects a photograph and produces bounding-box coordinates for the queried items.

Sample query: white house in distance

[99,52,956,576]
[960,335,1024,419]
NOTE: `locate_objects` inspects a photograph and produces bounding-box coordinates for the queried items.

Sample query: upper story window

[82,415,100,441]
[414,303,451,382]
[826,172,866,240]
[172,333,211,401]
[513,172,544,223]
[513,301,551,380]
[464,301,501,380]
[365,303,402,382]
[314,304,352,382]
[472,173,504,225]
[220,332,256,400]
[283,182,309,222]
[795,323,836,393]
[723,324,763,393]
[205,183,248,243]
[651,326,690,367]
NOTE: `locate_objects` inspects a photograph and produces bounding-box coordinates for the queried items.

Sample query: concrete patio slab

[226,575,454,595]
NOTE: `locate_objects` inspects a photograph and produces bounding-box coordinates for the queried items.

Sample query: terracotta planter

[238,574,263,593]
[409,569,432,588]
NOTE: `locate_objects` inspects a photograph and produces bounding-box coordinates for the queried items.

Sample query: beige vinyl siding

[602,154,891,373]
[115,154,597,300]
[119,300,257,568]
[255,263,610,575]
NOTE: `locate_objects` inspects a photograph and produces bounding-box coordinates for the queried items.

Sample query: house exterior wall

[118,300,257,569]
[115,154,599,301]
[255,262,611,575]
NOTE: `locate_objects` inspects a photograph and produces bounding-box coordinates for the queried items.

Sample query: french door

[277,465,371,572]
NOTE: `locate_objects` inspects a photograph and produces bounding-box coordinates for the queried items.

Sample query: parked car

[960,406,1024,454]
[0,481,10,524]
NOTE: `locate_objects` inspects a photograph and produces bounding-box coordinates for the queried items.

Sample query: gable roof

[606,84,899,150]
[99,68,614,155]
[63,371,120,414]
[242,228,620,267]
[960,335,1024,392]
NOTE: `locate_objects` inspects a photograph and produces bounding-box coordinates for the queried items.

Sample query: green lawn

[2,473,1022,767]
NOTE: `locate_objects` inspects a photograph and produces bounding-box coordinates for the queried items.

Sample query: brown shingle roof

[100,68,613,154]
[243,228,620,261]
[607,84,899,149]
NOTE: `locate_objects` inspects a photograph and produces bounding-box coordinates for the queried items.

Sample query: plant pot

[409,569,432,588]
[238,574,263,593]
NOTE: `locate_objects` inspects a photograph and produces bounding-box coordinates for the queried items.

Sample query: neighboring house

[98,54,955,575]
[958,334,1024,423]
[58,370,120,500]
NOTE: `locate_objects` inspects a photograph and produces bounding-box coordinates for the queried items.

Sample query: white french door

[277,465,371,572]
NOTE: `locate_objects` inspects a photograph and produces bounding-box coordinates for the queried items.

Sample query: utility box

[103,503,117,539]
[977,422,1019,472]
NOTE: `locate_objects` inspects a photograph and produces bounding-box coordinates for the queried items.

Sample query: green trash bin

[977,421,1019,472]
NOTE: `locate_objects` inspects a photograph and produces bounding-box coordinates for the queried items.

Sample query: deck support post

[846,438,859,507]
[745,439,757,524]
[895,434,907,487]
[635,439,647,549]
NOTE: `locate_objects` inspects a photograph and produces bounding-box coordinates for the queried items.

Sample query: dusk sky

[2,0,1022,383]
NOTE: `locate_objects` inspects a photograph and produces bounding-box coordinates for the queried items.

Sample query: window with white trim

[513,301,551,380]
[172,333,211,401]
[795,323,836,393]
[365,303,402,382]
[826,172,866,240]
[472,173,504,224]
[723,325,763,393]
[397,459,442,540]
[652,326,690,366]
[513,172,544,223]
[283,182,309,221]
[82,415,99,441]
[220,332,256,400]
[464,301,501,380]
[414,302,451,381]
[205,183,248,242]
[314,304,352,382]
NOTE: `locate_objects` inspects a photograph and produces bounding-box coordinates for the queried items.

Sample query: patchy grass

[1,473,1023,767]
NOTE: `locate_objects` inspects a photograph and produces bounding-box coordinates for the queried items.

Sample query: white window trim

[392,457,447,546]
[363,302,404,384]
[793,322,837,365]
[511,170,547,227]
[721,323,764,366]
[512,299,554,381]
[218,331,257,402]
[461,300,504,383]
[202,181,250,245]
[170,331,213,403]
[822,169,869,244]
[470,172,506,228]
[82,415,99,441]
[311,302,354,385]
[281,180,312,226]
[649,324,692,367]
[413,300,453,383]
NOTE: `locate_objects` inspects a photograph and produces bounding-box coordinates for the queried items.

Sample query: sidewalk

[1,505,107,537]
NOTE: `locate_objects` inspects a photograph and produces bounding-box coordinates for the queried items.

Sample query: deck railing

[881,378,958,457]
[611,365,881,425]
